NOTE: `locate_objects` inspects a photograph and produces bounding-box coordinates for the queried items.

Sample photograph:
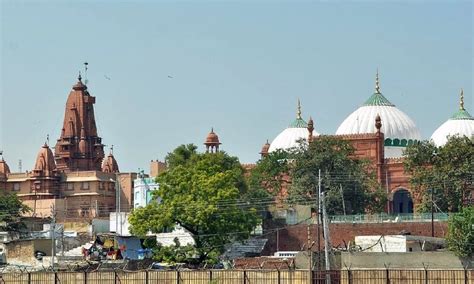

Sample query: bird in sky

[167,75,173,79]
[104,75,111,80]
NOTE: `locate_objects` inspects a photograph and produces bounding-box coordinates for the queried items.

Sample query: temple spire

[459,88,465,111]
[297,99,302,119]
[375,69,381,94]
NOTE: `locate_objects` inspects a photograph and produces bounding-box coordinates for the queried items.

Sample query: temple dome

[269,100,319,152]
[335,72,421,157]
[34,144,57,176]
[102,152,120,173]
[0,157,10,176]
[431,89,474,146]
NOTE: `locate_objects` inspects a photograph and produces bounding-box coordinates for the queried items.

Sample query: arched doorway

[392,189,413,214]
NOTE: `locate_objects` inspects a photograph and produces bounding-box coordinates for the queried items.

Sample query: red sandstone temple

[0,75,135,219]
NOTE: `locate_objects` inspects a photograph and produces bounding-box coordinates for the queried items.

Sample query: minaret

[459,88,465,110]
[307,116,314,143]
[204,128,222,153]
[259,139,271,158]
[375,114,384,184]
[54,74,105,172]
[297,98,302,119]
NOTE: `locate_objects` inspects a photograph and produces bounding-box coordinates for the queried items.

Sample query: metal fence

[0,269,472,284]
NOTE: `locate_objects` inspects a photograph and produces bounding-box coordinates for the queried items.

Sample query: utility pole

[431,189,434,237]
[317,169,322,271]
[321,192,331,284]
[340,184,346,216]
[50,205,56,270]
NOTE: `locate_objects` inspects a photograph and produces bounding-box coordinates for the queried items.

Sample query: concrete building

[133,171,159,209]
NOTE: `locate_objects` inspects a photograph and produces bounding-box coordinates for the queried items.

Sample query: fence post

[464,268,468,284]
[277,269,281,284]
[84,271,87,284]
[243,270,247,284]
[145,270,149,284]
[54,272,58,284]
[209,270,212,282]
[386,269,389,284]
[348,269,352,284]
[176,270,180,284]
[425,269,428,284]
[28,273,31,284]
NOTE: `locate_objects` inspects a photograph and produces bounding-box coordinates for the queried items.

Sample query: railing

[328,212,449,224]
[0,269,471,284]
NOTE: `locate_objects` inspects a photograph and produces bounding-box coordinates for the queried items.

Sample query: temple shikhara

[0,75,135,219]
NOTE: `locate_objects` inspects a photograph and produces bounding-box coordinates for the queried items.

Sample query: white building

[355,235,445,252]
[134,173,160,208]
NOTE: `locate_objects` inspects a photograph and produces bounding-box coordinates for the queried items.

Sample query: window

[99,182,104,190]
[67,183,74,191]
[13,183,20,191]
[81,182,89,190]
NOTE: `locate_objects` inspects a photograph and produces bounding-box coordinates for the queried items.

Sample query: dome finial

[459,88,465,111]
[375,69,381,94]
[297,99,302,119]
[78,71,82,82]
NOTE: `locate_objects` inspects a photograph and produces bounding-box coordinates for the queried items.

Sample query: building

[0,75,136,219]
[262,72,472,213]
[133,171,160,209]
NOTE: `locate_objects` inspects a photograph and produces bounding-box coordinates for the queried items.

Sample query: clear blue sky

[1,1,472,173]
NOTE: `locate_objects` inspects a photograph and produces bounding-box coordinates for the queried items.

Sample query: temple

[1,76,136,219]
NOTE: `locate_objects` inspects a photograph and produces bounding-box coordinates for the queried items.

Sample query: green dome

[450,109,473,120]
[289,118,308,128]
[363,92,395,107]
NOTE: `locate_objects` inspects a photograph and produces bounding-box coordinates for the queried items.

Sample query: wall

[5,239,53,266]
[262,221,448,255]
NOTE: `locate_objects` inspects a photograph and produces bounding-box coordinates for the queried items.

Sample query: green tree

[129,145,259,264]
[165,144,198,168]
[288,136,386,215]
[446,206,474,257]
[0,193,31,232]
[404,136,474,212]
[246,149,291,201]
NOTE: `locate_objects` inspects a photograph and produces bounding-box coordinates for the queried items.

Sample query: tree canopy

[288,136,386,215]
[446,206,474,257]
[129,144,259,264]
[404,136,474,212]
[0,193,31,232]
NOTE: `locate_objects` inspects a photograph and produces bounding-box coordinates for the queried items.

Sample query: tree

[0,193,31,232]
[247,149,291,199]
[288,136,386,215]
[404,136,474,212]
[446,206,474,257]
[129,145,259,264]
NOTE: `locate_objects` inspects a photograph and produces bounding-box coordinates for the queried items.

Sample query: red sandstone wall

[262,222,447,255]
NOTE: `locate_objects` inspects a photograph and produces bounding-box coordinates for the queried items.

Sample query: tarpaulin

[116,236,143,260]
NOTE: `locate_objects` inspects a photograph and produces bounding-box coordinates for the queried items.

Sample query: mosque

[256,72,473,213]
[0,75,136,219]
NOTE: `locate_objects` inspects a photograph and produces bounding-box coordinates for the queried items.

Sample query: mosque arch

[392,188,414,214]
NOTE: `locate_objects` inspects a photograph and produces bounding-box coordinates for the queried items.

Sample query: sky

[1,0,472,173]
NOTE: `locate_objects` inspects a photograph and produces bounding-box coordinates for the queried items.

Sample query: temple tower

[54,75,105,172]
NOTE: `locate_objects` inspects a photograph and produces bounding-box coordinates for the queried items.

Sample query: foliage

[288,136,386,215]
[246,150,291,206]
[404,136,474,212]
[446,206,474,257]
[129,145,259,264]
[164,144,198,169]
[0,193,31,231]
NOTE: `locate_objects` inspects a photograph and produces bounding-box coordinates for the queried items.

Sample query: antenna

[18,159,22,173]
[110,144,114,155]
[84,62,89,85]
[0,150,3,159]
[46,134,50,146]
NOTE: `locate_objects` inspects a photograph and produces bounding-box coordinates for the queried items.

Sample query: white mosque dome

[269,101,319,152]
[431,89,474,147]
[335,72,421,158]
